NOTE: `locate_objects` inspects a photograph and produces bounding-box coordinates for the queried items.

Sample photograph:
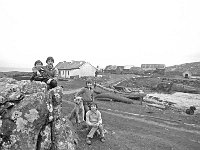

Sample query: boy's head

[46,56,54,68]
[90,102,98,111]
[34,60,43,68]
[86,79,93,88]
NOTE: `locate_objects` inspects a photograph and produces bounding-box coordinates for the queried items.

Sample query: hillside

[166,62,200,75]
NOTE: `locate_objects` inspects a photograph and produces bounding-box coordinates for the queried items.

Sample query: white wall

[59,63,96,78]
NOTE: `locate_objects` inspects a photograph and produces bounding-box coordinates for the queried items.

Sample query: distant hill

[166,62,200,75]
[0,71,32,78]
[0,67,32,78]
[0,67,31,72]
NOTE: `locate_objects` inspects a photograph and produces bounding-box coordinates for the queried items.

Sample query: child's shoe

[86,137,91,145]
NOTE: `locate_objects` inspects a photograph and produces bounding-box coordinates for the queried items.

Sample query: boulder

[0,78,77,150]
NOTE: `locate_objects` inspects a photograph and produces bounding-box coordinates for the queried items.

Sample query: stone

[0,78,78,150]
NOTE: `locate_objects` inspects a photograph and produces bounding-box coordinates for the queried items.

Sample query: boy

[75,79,94,120]
[30,60,48,82]
[43,56,59,90]
[85,102,105,145]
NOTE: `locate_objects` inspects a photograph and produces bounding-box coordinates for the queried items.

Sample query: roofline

[58,68,80,70]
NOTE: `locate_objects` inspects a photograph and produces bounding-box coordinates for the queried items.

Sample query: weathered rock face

[0,77,77,150]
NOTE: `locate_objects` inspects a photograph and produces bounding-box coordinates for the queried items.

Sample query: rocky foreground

[0,78,78,150]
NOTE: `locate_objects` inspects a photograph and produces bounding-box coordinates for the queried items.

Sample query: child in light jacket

[85,102,105,145]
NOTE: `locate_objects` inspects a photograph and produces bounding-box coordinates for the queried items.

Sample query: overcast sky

[0,0,200,71]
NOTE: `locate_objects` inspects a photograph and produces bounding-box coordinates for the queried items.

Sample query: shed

[183,70,192,78]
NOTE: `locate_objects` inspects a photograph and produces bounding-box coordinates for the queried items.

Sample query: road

[101,108,200,150]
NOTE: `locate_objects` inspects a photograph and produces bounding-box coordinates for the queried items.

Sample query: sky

[0,0,200,71]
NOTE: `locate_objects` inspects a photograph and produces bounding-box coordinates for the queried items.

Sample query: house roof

[56,61,86,70]
[124,65,135,70]
[141,64,165,68]
[104,65,117,70]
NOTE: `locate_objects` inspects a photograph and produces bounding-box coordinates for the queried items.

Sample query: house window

[68,71,69,75]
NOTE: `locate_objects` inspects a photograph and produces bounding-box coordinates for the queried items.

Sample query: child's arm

[32,66,42,76]
[32,66,38,73]
[91,91,94,101]
[30,72,37,81]
[97,111,102,125]
[53,68,59,81]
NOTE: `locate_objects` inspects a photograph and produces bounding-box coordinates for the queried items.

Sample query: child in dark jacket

[30,60,48,82]
[75,79,94,120]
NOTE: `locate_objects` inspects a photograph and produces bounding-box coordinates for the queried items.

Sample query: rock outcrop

[0,78,77,150]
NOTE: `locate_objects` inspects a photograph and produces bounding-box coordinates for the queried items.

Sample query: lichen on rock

[0,78,78,150]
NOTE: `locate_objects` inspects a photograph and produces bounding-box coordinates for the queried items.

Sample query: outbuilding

[183,70,192,78]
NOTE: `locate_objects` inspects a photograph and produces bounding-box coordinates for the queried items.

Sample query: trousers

[87,124,104,138]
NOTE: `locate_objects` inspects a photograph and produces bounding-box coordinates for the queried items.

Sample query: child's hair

[34,60,43,66]
[89,102,98,109]
[46,56,54,63]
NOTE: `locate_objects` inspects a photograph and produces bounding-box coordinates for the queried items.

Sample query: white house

[55,61,97,78]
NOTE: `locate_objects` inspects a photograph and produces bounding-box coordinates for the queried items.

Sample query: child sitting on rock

[85,102,105,145]
[43,56,59,90]
[30,60,48,82]
[30,57,58,90]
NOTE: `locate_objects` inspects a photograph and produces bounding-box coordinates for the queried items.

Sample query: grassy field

[2,73,200,149]
[60,77,200,150]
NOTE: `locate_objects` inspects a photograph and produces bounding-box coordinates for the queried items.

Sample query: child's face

[90,105,97,111]
[35,63,42,69]
[86,83,92,88]
[47,60,54,67]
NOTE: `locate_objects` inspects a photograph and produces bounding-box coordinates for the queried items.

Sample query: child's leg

[75,111,80,123]
[50,79,57,88]
[87,126,98,138]
[83,104,89,121]
[98,124,105,138]
[81,107,85,122]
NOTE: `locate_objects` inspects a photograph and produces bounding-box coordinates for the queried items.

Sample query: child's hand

[49,116,53,122]
[37,71,41,76]
[47,79,52,84]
